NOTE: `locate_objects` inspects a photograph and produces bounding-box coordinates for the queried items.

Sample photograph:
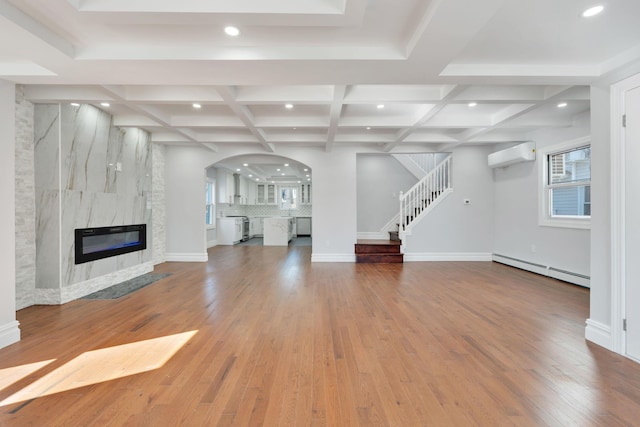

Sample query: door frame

[611,72,640,357]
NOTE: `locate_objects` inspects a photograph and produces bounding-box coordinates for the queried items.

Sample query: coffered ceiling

[1,0,639,153]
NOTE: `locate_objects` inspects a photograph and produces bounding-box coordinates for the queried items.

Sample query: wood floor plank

[2,246,640,426]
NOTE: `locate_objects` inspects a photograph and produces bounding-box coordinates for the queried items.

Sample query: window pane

[549,146,591,184]
[550,185,590,216]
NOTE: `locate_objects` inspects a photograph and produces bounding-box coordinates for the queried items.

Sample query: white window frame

[206,178,216,229]
[538,136,591,229]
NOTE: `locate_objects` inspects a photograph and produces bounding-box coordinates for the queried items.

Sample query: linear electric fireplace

[75,224,147,264]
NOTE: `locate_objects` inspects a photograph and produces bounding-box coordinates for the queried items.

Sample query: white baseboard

[207,240,217,248]
[311,253,356,263]
[0,320,20,349]
[493,254,590,288]
[585,319,612,350]
[404,252,493,262]
[165,252,208,262]
[357,232,389,240]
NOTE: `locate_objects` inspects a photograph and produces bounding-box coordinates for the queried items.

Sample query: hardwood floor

[2,245,640,426]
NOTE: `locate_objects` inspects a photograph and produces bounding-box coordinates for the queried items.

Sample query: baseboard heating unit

[492,253,590,288]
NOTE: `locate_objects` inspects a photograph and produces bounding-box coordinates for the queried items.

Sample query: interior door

[625,85,640,361]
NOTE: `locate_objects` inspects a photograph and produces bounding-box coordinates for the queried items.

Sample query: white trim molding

[311,253,355,263]
[538,135,591,230]
[404,252,493,262]
[585,319,613,350]
[0,321,20,350]
[165,252,209,262]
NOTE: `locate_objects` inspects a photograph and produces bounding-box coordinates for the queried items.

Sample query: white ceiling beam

[123,86,224,103]
[100,85,216,150]
[214,86,275,153]
[112,115,160,127]
[0,0,75,58]
[326,85,345,152]
[171,116,244,127]
[383,85,467,152]
[22,85,115,103]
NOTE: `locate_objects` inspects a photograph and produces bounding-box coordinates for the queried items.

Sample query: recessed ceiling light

[271,181,275,184]
[285,104,293,109]
[297,181,301,184]
[192,103,202,109]
[236,168,241,172]
[366,127,371,130]
[377,104,385,109]
[224,26,240,36]
[303,168,308,172]
[307,178,311,181]
[277,168,281,172]
[468,102,477,107]
[306,174,310,177]
[249,174,253,177]
[100,102,110,107]
[582,5,604,17]
[243,163,248,167]
[557,102,568,108]
[71,102,80,106]
[284,163,289,167]
[256,178,260,181]
[281,173,285,176]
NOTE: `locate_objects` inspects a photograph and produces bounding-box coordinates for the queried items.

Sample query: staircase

[355,239,403,263]
[399,155,452,240]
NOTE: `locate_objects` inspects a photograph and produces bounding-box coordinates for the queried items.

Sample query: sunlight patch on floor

[0,360,56,393]
[0,330,197,407]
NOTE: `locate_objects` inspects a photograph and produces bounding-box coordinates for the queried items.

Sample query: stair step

[356,253,404,263]
[355,240,402,254]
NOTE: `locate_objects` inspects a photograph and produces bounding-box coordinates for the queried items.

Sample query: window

[206,179,215,226]
[539,136,590,229]
[280,186,298,210]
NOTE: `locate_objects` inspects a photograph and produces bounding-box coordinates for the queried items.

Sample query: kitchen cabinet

[263,217,294,246]
[249,217,263,237]
[247,181,256,205]
[216,169,235,204]
[266,184,277,204]
[256,183,277,205]
[296,217,311,236]
[217,217,243,245]
[300,184,312,204]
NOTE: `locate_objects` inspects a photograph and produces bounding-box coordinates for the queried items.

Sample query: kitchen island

[263,217,294,246]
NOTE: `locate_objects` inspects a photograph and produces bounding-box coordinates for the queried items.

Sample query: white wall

[356,154,417,233]
[403,146,494,259]
[0,81,20,349]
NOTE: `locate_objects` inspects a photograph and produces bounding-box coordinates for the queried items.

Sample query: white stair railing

[399,155,452,236]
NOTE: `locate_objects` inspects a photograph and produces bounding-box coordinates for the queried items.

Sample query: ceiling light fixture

[285,104,293,109]
[236,168,241,172]
[249,174,253,177]
[468,102,478,107]
[100,102,110,107]
[256,178,260,181]
[582,5,604,17]
[71,102,80,106]
[224,26,240,36]
[377,104,385,109]
[284,163,289,167]
[307,178,311,181]
[303,168,308,172]
[243,163,248,167]
[281,173,285,176]
[192,103,201,109]
[277,168,281,172]
[366,127,371,130]
[557,102,568,108]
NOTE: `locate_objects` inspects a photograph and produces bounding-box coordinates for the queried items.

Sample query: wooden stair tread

[354,239,404,263]
[356,253,404,263]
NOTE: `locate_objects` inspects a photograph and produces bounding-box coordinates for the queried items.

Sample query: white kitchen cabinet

[217,217,243,245]
[296,217,312,236]
[249,217,263,237]
[216,169,235,204]
[266,184,277,204]
[247,181,256,205]
[300,184,312,204]
[238,175,249,204]
[256,183,277,205]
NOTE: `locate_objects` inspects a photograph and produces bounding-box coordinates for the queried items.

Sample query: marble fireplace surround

[34,104,153,304]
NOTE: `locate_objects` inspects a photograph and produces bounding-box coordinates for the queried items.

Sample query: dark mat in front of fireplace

[81,273,171,300]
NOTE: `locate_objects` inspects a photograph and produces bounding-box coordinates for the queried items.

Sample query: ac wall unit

[488,141,536,168]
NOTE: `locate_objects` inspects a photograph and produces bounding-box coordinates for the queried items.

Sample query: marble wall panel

[34,103,153,296]
[15,86,36,309]
[152,144,166,265]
